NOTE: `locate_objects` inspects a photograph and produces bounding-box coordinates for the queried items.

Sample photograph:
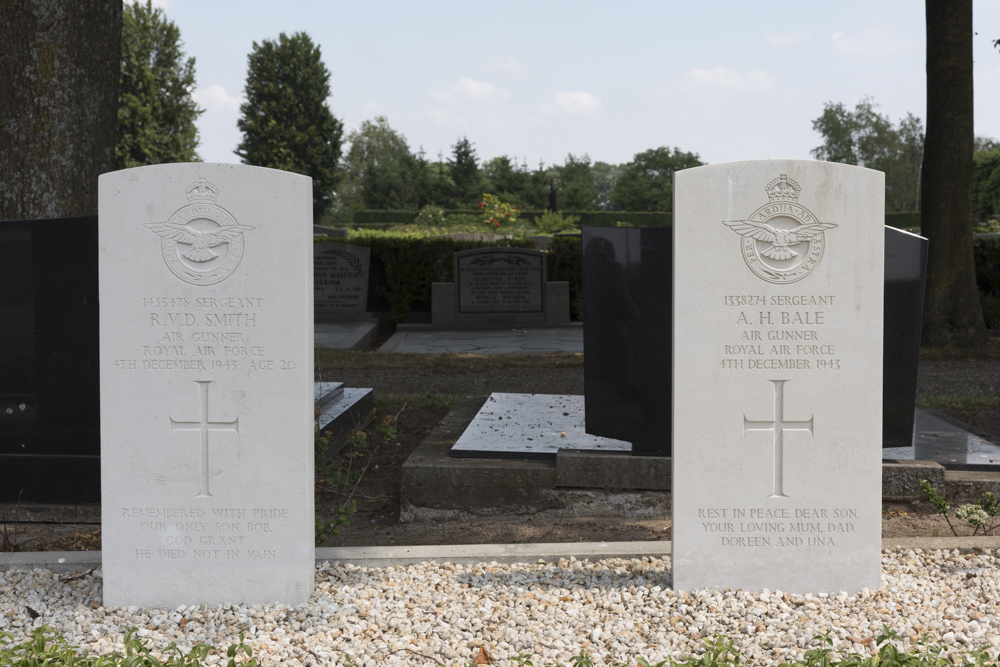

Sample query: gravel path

[4,548,1000,666]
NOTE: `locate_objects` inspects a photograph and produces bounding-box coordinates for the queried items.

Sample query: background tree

[609,147,703,211]
[974,138,1000,224]
[1,1,121,219]
[556,153,598,210]
[920,0,986,346]
[811,97,924,213]
[447,137,482,206]
[116,1,202,169]
[339,116,420,211]
[236,32,343,222]
[592,161,623,211]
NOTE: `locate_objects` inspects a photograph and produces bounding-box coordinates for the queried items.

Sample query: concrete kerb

[5,538,1000,574]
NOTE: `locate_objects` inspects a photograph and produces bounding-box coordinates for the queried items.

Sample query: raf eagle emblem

[144,221,256,262]
[723,219,837,261]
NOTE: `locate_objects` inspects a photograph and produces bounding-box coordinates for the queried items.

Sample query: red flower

[490,217,495,223]
[478,202,483,208]
[494,220,500,227]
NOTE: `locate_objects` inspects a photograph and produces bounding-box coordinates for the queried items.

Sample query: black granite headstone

[883,227,928,448]
[583,225,927,455]
[0,217,100,503]
[582,227,671,456]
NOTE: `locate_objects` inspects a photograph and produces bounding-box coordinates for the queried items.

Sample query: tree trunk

[0,0,121,220]
[920,0,987,346]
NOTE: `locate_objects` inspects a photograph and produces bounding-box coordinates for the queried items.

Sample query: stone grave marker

[314,243,371,321]
[672,161,883,594]
[432,247,570,325]
[99,164,314,607]
[0,217,100,503]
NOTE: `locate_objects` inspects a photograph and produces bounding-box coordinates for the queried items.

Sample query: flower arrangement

[478,193,519,228]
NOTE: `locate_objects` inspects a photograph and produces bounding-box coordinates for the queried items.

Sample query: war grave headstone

[432,247,570,326]
[313,243,371,321]
[583,225,926,456]
[99,164,314,607]
[672,161,883,594]
[0,217,101,504]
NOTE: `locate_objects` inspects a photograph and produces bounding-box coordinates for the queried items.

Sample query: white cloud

[124,0,171,9]
[487,56,528,77]
[684,67,774,92]
[831,26,913,56]
[540,90,603,116]
[192,85,244,163]
[429,78,509,103]
[193,84,242,113]
[764,31,810,46]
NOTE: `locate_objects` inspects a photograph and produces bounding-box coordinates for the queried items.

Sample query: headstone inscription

[0,217,100,503]
[672,161,883,594]
[432,248,571,326]
[457,247,544,314]
[313,243,371,321]
[99,164,314,607]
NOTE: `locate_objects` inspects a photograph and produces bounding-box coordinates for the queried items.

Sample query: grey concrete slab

[314,322,377,350]
[378,326,583,354]
[882,410,1000,466]
[451,393,630,459]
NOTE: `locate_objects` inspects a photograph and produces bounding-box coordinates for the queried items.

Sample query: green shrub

[535,210,581,233]
[549,235,583,319]
[316,234,536,322]
[414,205,447,227]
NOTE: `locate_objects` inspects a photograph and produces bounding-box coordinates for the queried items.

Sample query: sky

[150,0,1000,169]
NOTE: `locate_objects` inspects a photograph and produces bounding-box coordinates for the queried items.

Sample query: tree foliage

[448,137,481,206]
[609,147,703,212]
[116,1,202,170]
[340,116,420,211]
[974,142,1000,224]
[555,153,599,210]
[811,97,923,213]
[236,32,343,222]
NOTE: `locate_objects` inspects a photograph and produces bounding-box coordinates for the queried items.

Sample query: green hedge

[975,236,1000,328]
[352,209,674,227]
[885,211,921,231]
[549,235,583,319]
[355,209,924,230]
[319,229,999,328]
[316,234,536,323]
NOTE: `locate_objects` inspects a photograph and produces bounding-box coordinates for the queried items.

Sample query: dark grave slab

[582,224,927,456]
[432,248,570,326]
[582,227,671,456]
[0,216,100,503]
[314,243,372,322]
[883,227,928,448]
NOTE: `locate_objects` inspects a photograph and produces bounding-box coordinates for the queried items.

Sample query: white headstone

[672,160,883,594]
[99,164,314,607]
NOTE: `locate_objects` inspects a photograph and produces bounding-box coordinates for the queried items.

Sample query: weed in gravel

[920,479,1000,536]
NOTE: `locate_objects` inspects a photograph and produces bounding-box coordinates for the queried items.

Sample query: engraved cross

[742,379,813,498]
[169,380,239,497]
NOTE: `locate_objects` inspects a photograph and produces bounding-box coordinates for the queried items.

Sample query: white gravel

[2,548,1000,666]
